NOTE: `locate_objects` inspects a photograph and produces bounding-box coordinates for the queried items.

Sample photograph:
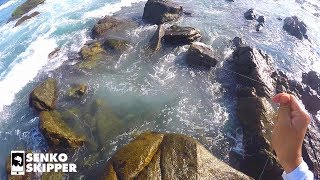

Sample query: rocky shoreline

[5,0,320,179]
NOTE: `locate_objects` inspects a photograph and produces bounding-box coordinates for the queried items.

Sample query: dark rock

[244,9,256,20]
[232,46,275,98]
[236,86,257,98]
[302,71,320,93]
[256,23,263,32]
[67,84,88,98]
[236,95,283,179]
[163,25,202,45]
[303,115,320,180]
[9,0,44,21]
[186,43,218,68]
[257,16,265,24]
[283,16,308,40]
[29,78,58,112]
[142,0,183,25]
[183,11,192,16]
[231,37,244,48]
[277,17,283,21]
[92,16,129,38]
[14,11,40,27]
[48,48,60,59]
[148,25,165,52]
[39,111,86,148]
[105,132,252,179]
[103,38,130,53]
[301,86,320,114]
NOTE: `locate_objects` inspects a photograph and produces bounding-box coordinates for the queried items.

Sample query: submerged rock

[283,16,308,40]
[105,132,251,179]
[9,0,45,21]
[92,16,126,38]
[48,48,60,59]
[39,111,86,148]
[142,0,183,25]
[14,11,40,27]
[103,38,130,53]
[29,78,58,112]
[78,42,107,69]
[148,24,165,52]
[163,25,202,45]
[244,9,256,20]
[186,43,218,68]
[67,84,88,98]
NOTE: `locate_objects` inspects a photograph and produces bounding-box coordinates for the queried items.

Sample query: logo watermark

[11,151,77,175]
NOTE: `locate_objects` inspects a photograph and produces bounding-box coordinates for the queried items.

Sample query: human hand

[271,93,310,173]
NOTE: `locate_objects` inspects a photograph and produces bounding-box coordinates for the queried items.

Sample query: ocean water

[0,0,319,178]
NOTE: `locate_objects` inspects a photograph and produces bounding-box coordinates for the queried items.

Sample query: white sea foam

[83,0,146,19]
[0,0,18,11]
[0,37,57,111]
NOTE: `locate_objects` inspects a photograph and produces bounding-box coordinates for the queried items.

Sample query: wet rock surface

[244,9,256,20]
[186,43,218,68]
[14,11,40,27]
[163,25,202,45]
[29,78,58,112]
[9,0,45,21]
[302,71,320,93]
[283,16,308,40]
[103,38,130,53]
[78,41,107,69]
[142,0,183,25]
[148,25,165,52]
[105,132,252,179]
[67,84,88,98]
[39,111,86,149]
[91,16,133,38]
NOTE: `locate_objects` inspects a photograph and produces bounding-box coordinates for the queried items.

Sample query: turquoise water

[0,0,319,178]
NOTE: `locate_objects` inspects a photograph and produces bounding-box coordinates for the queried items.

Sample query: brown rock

[148,25,165,52]
[14,11,40,27]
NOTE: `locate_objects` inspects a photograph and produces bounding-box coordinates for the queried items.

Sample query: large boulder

[163,25,202,45]
[186,43,218,68]
[15,11,40,27]
[142,0,183,25]
[78,42,107,69]
[9,0,44,21]
[232,46,275,98]
[148,25,165,52]
[302,71,320,93]
[92,16,132,38]
[105,132,252,179]
[39,111,86,148]
[283,16,308,40]
[29,78,58,112]
[235,88,283,179]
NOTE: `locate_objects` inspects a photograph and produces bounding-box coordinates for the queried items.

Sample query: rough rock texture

[148,25,165,52]
[105,132,252,179]
[14,11,40,27]
[163,25,202,45]
[271,70,320,178]
[230,45,285,179]
[303,115,320,180]
[39,111,86,148]
[186,43,218,68]
[232,46,275,98]
[103,39,130,53]
[67,84,88,98]
[244,9,256,20]
[10,0,44,21]
[302,71,320,93]
[29,78,58,112]
[283,16,308,40]
[92,16,125,38]
[78,42,107,69]
[142,0,183,25]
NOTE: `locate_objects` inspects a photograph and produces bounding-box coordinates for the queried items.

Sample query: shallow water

[0,0,319,178]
